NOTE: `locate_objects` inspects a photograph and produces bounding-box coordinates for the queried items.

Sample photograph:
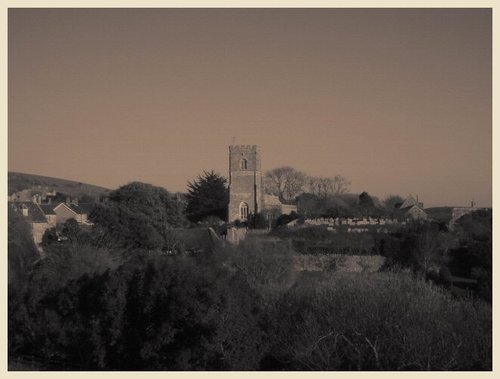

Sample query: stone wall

[294,254,386,273]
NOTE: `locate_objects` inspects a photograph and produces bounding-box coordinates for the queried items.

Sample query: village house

[10,202,51,246]
[52,202,94,225]
[11,199,96,249]
[398,195,428,220]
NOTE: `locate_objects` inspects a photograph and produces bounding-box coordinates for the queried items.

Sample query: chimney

[471,200,475,208]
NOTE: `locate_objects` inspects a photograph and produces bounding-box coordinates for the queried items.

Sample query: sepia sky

[8,8,491,207]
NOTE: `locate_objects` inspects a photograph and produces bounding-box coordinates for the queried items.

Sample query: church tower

[228,145,264,222]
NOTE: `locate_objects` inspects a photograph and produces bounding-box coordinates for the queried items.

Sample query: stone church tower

[228,145,264,222]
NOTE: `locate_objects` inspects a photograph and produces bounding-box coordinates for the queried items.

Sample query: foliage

[275,211,300,227]
[380,223,450,273]
[8,207,39,289]
[89,182,187,250]
[448,209,492,302]
[382,195,404,218]
[186,171,228,223]
[14,252,266,370]
[264,271,491,370]
[383,194,404,210]
[221,240,296,299]
[8,207,39,358]
[358,191,375,216]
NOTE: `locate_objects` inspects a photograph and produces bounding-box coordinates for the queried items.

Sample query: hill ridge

[8,171,111,198]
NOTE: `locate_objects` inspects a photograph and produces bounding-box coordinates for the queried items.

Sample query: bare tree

[306,175,350,198]
[265,166,307,203]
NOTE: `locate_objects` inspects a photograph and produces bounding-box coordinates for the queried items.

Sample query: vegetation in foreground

[9,217,491,370]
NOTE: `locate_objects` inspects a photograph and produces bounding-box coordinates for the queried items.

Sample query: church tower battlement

[228,145,264,222]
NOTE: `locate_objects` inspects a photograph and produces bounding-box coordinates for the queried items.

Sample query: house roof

[399,196,418,209]
[168,227,221,253]
[38,203,59,215]
[12,202,47,223]
[54,202,94,215]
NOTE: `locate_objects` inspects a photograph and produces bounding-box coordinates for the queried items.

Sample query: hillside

[8,172,111,198]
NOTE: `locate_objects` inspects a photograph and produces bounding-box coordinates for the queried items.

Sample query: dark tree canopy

[186,171,228,223]
[358,191,375,208]
[383,195,404,210]
[89,182,187,250]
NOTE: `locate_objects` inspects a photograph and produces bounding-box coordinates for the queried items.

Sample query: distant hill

[8,172,111,198]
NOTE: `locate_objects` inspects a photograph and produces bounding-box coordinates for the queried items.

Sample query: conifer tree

[186,171,228,223]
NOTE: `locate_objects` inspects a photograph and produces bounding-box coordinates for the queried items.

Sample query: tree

[296,193,322,217]
[382,195,404,217]
[185,171,228,223]
[383,195,404,211]
[89,182,187,250]
[8,206,38,291]
[358,191,375,207]
[265,167,307,203]
[306,175,350,198]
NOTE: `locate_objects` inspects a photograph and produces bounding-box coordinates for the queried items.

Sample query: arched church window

[239,202,249,220]
[240,158,248,170]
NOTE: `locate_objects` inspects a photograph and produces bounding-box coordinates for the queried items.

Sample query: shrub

[264,271,491,370]
[221,240,296,299]
[14,252,266,370]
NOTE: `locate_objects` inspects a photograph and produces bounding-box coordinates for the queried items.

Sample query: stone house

[398,195,427,220]
[53,202,94,225]
[10,202,50,246]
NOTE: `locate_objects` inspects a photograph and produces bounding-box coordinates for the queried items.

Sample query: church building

[227,145,297,222]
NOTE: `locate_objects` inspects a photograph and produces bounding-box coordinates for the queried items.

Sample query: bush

[221,240,296,299]
[263,271,491,370]
[13,252,266,370]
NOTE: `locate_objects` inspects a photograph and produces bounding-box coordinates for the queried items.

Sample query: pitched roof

[12,202,47,223]
[399,196,418,209]
[54,202,94,215]
[38,203,58,215]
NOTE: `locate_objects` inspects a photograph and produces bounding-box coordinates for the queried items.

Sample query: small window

[239,202,249,220]
[240,158,248,170]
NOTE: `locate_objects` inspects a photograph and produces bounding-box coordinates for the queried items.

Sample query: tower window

[240,158,248,170]
[239,202,249,220]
